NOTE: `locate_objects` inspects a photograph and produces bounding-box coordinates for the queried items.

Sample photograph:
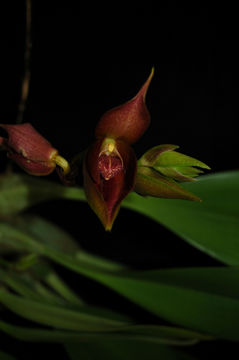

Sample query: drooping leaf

[0,289,127,332]
[124,171,239,265]
[0,267,64,305]
[2,218,239,340]
[0,264,83,307]
[0,319,208,346]
[0,214,124,272]
[60,266,239,342]
[0,173,85,216]
[2,171,239,265]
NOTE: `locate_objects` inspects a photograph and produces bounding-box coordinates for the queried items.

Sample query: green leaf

[0,173,85,216]
[3,171,238,265]
[15,215,80,253]
[30,262,84,306]
[0,289,127,332]
[0,264,82,307]
[65,341,196,360]
[124,171,239,265]
[58,266,239,342]
[0,319,208,346]
[0,351,16,360]
[0,267,63,305]
[2,218,239,341]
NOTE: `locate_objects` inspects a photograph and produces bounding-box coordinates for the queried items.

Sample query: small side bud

[0,123,70,176]
[138,144,210,182]
[135,144,210,201]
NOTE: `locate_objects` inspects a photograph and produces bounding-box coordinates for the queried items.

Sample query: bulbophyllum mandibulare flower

[83,69,154,231]
[0,123,70,176]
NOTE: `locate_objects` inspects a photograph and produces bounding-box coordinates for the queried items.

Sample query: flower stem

[16,0,32,124]
[54,155,71,175]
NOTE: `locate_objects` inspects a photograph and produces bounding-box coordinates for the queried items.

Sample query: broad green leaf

[124,171,239,265]
[0,351,16,360]
[21,243,239,341]
[69,267,239,342]
[1,219,239,340]
[2,171,239,265]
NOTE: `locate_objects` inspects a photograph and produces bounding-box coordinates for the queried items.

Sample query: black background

[0,2,238,359]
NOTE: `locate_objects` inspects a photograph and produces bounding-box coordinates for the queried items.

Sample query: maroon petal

[0,123,57,162]
[95,68,154,144]
[8,153,56,176]
[83,139,137,230]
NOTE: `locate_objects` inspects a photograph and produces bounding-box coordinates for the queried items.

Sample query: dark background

[0,2,238,359]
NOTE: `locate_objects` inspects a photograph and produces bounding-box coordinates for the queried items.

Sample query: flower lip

[98,154,123,181]
[83,137,137,230]
[98,138,124,180]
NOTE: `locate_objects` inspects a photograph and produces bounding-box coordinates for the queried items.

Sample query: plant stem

[16,0,32,124]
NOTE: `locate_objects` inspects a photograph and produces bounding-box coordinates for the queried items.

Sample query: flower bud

[135,144,210,201]
[0,123,70,176]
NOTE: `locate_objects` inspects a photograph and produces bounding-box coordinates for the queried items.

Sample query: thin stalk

[16,0,32,124]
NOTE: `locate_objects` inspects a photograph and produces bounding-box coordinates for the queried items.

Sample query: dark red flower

[83,69,154,230]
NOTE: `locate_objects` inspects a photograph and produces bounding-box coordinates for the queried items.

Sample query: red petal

[8,153,55,176]
[83,139,137,230]
[95,68,154,144]
[0,123,57,161]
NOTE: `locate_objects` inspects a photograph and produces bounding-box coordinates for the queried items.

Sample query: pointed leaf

[0,289,127,332]
[0,320,208,346]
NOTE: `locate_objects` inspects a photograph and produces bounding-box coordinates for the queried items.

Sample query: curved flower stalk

[83,69,154,230]
[0,123,70,176]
